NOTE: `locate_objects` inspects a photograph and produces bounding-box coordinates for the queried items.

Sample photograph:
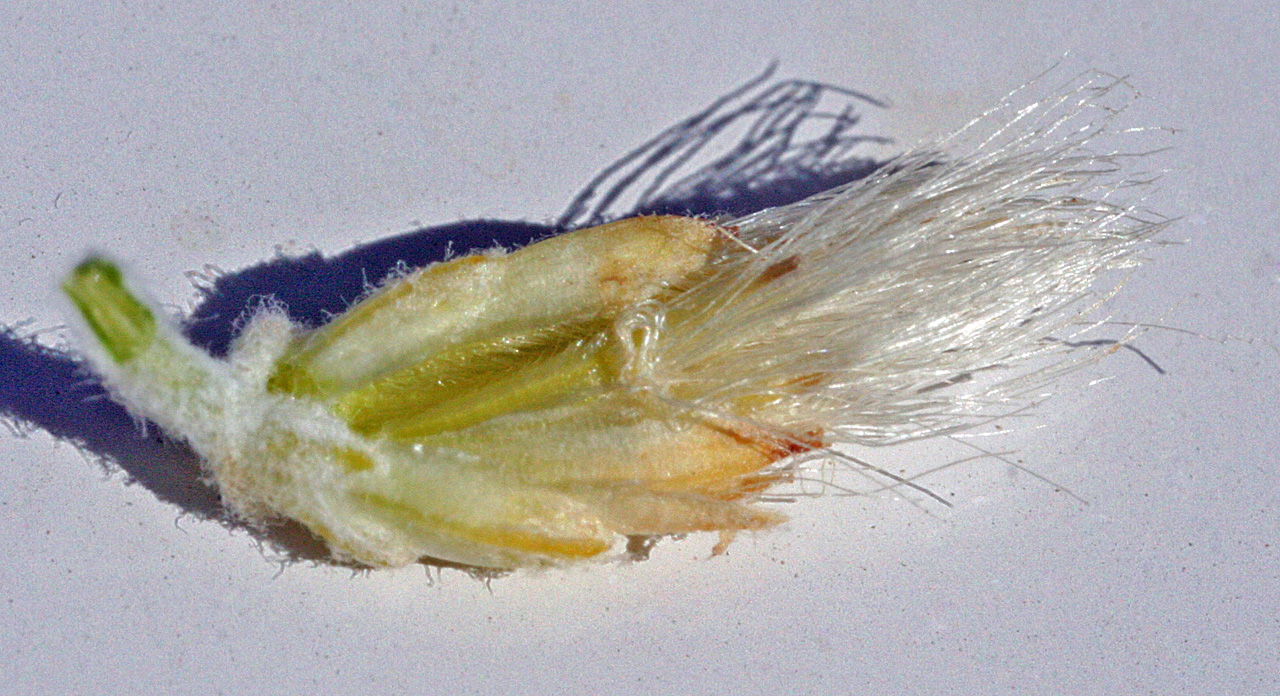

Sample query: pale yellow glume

[67,217,806,569]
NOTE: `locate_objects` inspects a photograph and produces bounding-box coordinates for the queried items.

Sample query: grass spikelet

[62,70,1168,570]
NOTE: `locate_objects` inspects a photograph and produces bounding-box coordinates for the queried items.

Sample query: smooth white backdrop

[1,2,1276,694]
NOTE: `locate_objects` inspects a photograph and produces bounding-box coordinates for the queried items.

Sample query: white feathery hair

[631,70,1169,447]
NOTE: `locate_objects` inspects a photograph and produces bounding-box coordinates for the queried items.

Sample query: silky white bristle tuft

[642,71,1169,445]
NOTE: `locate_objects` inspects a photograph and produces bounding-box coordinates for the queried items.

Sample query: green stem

[63,258,157,364]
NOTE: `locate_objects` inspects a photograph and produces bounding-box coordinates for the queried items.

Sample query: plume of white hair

[631,70,1168,448]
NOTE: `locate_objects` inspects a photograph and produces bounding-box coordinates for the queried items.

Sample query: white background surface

[2,2,1277,694]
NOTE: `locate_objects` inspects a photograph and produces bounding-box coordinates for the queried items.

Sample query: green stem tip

[63,258,156,364]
